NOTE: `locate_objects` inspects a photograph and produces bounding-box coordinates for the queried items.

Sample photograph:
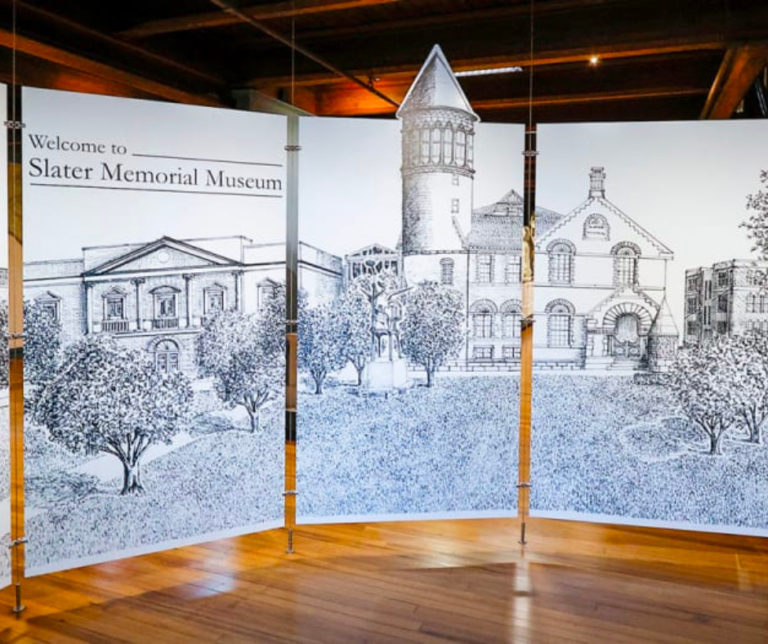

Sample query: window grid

[473,312,493,338]
[477,255,493,283]
[503,312,521,339]
[548,314,572,347]
[549,248,572,284]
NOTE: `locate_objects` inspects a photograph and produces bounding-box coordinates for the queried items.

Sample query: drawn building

[684,259,768,344]
[392,45,679,371]
[25,236,285,375]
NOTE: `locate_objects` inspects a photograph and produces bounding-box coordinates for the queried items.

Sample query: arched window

[410,130,420,166]
[420,129,430,164]
[440,258,454,285]
[443,128,454,165]
[546,300,574,348]
[612,242,641,286]
[501,301,522,339]
[583,213,610,240]
[466,131,474,168]
[154,339,180,374]
[456,130,467,166]
[430,127,441,163]
[471,300,496,339]
[547,240,575,284]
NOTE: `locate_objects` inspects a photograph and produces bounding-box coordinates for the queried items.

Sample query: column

[232,270,243,311]
[85,282,94,334]
[183,274,194,328]
[131,277,145,332]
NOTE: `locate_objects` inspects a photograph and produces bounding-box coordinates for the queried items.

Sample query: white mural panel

[296,46,524,523]
[22,88,287,574]
[531,120,768,535]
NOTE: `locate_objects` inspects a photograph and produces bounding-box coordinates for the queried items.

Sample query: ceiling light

[589,55,600,66]
[455,66,524,78]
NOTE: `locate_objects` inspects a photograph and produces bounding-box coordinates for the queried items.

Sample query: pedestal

[363,358,408,392]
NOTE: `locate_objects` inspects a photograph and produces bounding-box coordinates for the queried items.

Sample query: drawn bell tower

[397,45,479,255]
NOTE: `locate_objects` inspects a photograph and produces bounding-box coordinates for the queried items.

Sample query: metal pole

[7,76,26,613]
[518,124,536,547]
[284,113,300,554]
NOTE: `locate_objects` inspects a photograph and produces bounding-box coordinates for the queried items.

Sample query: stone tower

[397,45,479,256]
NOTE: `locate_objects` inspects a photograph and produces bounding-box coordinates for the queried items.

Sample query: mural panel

[297,47,525,522]
[22,88,287,574]
[531,120,768,535]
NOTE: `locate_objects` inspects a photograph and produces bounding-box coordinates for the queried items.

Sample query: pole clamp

[516,482,532,489]
[283,490,298,497]
[8,537,28,549]
[4,121,25,130]
[284,144,302,152]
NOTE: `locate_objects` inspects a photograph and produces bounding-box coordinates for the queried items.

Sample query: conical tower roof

[649,296,679,337]
[397,44,479,120]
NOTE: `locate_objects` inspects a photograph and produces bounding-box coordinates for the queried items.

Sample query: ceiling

[1,0,767,122]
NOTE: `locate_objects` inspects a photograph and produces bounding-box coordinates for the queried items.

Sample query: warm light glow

[589,55,600,66]
[455,66,524,77]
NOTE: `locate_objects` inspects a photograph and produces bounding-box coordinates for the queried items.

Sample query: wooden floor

[0,518,767,643]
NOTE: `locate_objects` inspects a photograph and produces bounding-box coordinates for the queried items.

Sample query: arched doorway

[602,302,654,368]
[154,339,180,373]
[612,313,641,359]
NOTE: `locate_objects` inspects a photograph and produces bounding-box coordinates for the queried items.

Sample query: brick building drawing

[684,259,768,344]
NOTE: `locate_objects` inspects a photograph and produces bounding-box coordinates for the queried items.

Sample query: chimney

[589,166,606,198]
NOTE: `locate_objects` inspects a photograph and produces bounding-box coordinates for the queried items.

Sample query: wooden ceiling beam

[251,40,727,89]
[0,29,224,106]
[118,0,400,40]
[700,42,768,119]
[10,0,224,88]
[315,84,710,116]
[277,0,623,45]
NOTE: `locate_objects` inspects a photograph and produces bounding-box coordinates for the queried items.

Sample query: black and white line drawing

[297,46,525,522]
[22,88,287,574]
[531,120,768,535]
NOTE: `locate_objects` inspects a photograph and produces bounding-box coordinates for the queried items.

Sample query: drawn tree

[197,309,284,431]
[34,335,192,495]
[0,302,8,389]
[729,333,768,444]
[401,282,464,387]
[744,170,768,260]
[298,303,347,394]
[23,299,62,387]
[338,291,372,385]
[667,337,740,455]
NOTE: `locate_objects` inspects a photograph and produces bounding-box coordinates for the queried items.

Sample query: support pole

[284,113,300,554]
[518,125,537,546]
[8,83,26,613]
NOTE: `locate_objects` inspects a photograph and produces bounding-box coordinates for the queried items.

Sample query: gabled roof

[84,236,239,276]
[537,195,673,256]
[397,44,478,120]
[467,189,564,251]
